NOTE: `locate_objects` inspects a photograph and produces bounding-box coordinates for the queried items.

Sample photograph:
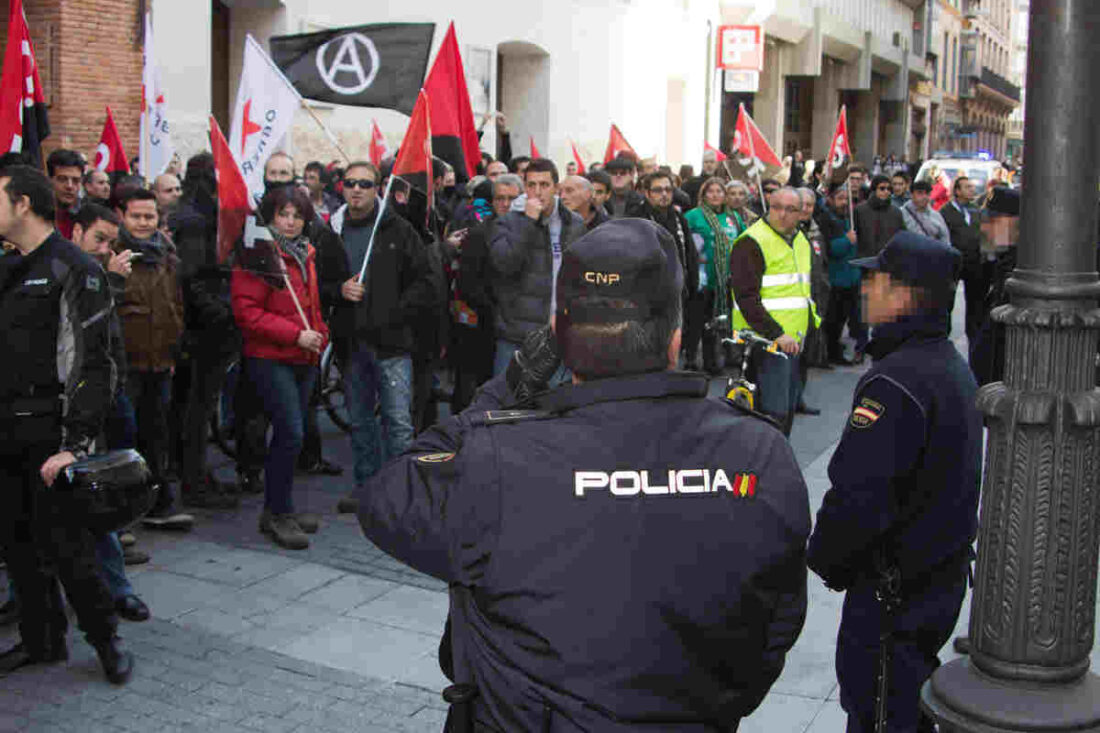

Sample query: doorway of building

[496,41,550,162]
[784,77,814,157]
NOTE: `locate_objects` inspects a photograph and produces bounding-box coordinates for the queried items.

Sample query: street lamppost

[921,1,1100,730]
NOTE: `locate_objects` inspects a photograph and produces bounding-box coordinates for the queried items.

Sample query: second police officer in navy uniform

[355,219,811,731]
[807,231,983,732]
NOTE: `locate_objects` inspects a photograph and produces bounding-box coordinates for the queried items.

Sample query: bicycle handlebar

[720,330,790,359]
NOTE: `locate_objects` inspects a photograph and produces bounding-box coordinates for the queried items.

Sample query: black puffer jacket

[488,201,586,344]
[329,204,439,356]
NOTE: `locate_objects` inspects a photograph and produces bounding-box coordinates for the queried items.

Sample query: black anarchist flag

[269,23,434,115]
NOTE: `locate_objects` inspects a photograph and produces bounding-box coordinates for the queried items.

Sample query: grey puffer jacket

[489,201,585,344]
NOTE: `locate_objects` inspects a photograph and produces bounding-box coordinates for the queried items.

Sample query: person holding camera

[355,219,810,731]
[0,165,132,683]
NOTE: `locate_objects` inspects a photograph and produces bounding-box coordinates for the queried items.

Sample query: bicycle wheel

[320,343,352,433]
[209,359,239,458]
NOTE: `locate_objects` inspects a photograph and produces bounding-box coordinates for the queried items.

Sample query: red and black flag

[423,22,479,183]
[392,89,433,208]
[209,115,253,265]
[0,0,49,166]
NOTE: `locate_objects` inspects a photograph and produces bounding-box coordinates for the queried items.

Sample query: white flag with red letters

[229,34,301,198]
[139,12,174,179]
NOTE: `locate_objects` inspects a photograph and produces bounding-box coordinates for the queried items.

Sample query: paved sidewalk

[0,332,982,731]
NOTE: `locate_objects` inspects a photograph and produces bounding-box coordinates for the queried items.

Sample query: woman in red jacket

[231,186,329,550]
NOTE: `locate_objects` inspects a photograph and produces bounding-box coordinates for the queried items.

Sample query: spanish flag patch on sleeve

[732,473,757,497]
[850,397,885,429]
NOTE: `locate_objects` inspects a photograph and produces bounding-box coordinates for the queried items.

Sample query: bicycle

[209,345,353,459]
[707,315,789,411]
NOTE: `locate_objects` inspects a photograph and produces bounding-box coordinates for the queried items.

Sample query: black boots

[92,635,134,685]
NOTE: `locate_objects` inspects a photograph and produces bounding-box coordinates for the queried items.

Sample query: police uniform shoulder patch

[416,452,455,464]
[469,409,555,426]
[850,396,886,429]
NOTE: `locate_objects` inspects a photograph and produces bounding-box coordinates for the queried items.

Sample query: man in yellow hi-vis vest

[728,187,821,435]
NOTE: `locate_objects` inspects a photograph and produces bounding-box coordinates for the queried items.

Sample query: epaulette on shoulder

[469,409,557,427]
[720,397,783,430]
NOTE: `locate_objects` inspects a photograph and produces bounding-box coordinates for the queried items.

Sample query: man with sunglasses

[637,171,700,363]
[853,175,904,260]
[329,162,437,515]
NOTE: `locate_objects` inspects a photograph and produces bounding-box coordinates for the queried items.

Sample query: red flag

[603,124,636,164]
[209,115,252,264]
[704,141,728,162]
[423,22,479,182]
[368,118,389,168]
[733,104,781,168]
[393,89,433,206]
[569,140,586,175]
[529,136,540,159]
[94,107,128,173]
[0,0,49,166]
[825,106,852,179]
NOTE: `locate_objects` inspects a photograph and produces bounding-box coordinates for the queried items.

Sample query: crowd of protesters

[0,128,1011,659]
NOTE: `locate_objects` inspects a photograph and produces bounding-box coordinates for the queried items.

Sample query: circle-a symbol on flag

[94,143,111,172]
[316,33,379,96]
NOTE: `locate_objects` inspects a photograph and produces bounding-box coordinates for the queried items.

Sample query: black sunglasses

[344,178,376,190]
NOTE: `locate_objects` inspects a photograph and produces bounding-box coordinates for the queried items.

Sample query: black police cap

[850,230,960,291]
[556,219,683,325]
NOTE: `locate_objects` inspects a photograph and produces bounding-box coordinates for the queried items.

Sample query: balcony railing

[979,66,1021,102]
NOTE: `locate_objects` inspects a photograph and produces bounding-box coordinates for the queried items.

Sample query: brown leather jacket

[115,230,184,372]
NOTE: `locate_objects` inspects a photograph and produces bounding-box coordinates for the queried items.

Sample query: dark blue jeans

[343,343,414,489]
[750,349,802,435]
[97,389,137,600]
[105,390,136,452]
[246,358,317,515]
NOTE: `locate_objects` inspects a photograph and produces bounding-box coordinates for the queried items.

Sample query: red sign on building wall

[717,25,763,71]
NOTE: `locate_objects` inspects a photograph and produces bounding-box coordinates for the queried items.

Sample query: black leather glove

[505,324,561,406]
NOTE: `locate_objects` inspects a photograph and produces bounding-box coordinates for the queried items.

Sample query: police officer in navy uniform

[356,219,811,731]
[807,231,981,732]
[0,165,133,683]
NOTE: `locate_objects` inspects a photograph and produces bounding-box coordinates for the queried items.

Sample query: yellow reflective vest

[731,219,821,339]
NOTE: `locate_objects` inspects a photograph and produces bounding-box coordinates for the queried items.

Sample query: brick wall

[1,0,143,166]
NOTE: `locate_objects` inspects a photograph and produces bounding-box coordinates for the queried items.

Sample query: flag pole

[140,13,150,186]
[278,259,313,335]
[742,104,767,215]
[298,99,352,163]
[356,175,396,284]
